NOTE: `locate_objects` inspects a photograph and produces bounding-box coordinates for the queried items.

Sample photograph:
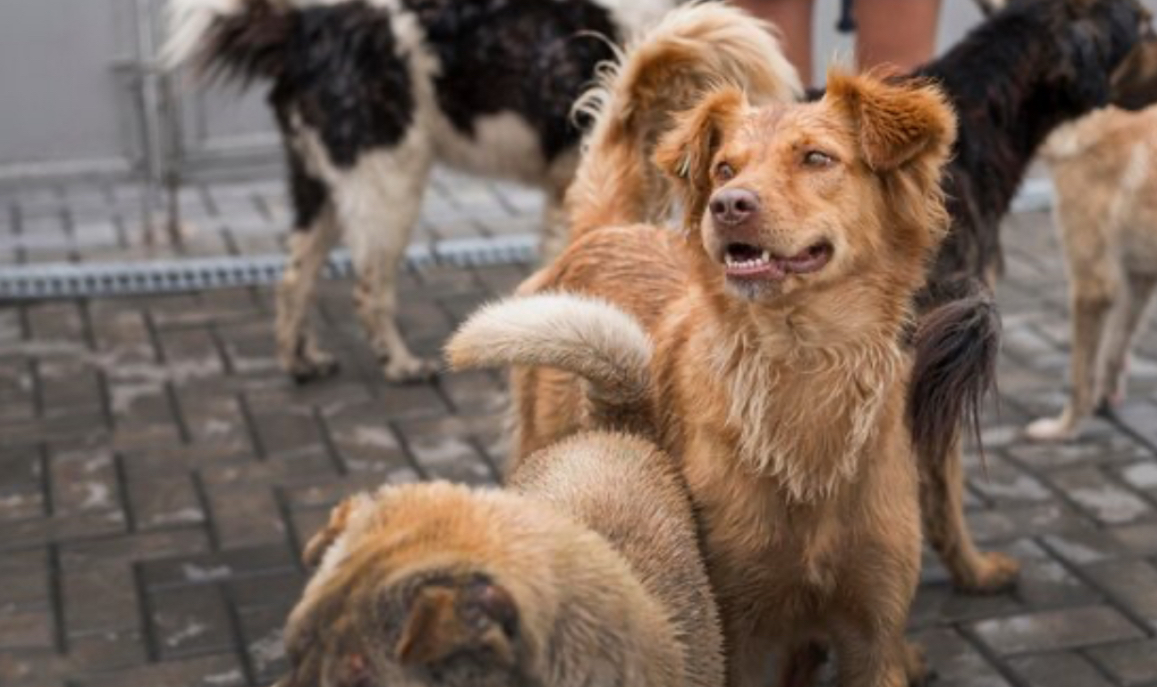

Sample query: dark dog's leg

[920,439,1019,593]
[277,151,342,383]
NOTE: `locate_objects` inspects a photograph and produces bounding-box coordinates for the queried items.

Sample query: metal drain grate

[0,176,1056,301]
[0,234,539,300]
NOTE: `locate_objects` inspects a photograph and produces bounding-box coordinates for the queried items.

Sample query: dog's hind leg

[1026,276,1118,441]
[277,154,343,383]
[1099,271,1157,409]
[335,132,439,383]
[920,440,1020,593]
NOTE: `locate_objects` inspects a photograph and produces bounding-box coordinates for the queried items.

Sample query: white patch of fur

[162,0,244,68]
[595,0,678,37]
[293,114,430,264]
[711,331,903,502]
[429,112,553,183]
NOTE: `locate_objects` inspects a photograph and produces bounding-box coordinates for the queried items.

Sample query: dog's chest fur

[657,306,921,633]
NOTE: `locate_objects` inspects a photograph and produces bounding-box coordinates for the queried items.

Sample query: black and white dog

[165,0,697,382]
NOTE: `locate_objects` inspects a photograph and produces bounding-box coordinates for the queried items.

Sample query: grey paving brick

[972,606,1144,656]
[1109,521,1157,556]
[913,628,1011,687]
[207,487,287,550]
[1087,639,1157,687]
[1007,652,1115,687]
[1049,467,1154,525]
[73,653,246,687]
[62,562,138,636]
[150,585,233,659]
[1083,559,1157,630]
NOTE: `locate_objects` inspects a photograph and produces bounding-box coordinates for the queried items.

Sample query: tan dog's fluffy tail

[567,2,801,240]
[908,282,1001,465]
[447,294,654,436]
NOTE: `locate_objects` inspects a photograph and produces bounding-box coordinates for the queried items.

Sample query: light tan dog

[272,302,723,686]
[1025,104,1157,441]
[499,56,976,687]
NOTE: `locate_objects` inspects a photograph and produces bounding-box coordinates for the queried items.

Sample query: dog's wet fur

[275,431,722,687]
[490,6,975,683]
[869,0,1157,594]
[165,0,672,383]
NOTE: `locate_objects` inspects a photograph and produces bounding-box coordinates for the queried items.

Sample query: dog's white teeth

[761,250,770,263]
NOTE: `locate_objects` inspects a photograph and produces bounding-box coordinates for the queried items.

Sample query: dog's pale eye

[803,151,834,167]
[715,161,736,181]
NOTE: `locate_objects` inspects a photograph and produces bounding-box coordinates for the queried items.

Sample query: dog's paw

[904,642,935,687]
[383,355,441,384]
[1024,415,1076,442]
[955,551,1020,594]
[287,351,341,385]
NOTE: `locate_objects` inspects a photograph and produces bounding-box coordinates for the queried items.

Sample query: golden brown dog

[484,8,983,683]
[272,301,723,686]
[501,67,967,687]
[1026,104,1157,441]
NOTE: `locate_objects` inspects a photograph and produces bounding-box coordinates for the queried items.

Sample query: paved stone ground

[2,174,1157,687]
[0,168,543,266]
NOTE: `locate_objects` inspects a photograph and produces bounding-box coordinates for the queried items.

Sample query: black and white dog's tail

[163,0,292,83]
[446,293,655,438]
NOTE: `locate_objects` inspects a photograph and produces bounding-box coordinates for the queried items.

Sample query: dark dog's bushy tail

[163,0,292,84]
[908,284,1001,465]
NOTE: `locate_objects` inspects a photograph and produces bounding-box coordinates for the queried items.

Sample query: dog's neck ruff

[709,319,904,503]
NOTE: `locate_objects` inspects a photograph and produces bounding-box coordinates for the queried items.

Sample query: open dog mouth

[722,241,833,280]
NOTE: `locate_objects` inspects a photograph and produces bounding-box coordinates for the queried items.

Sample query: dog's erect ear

[825,70,957,172]
[1110,20,1157,110]
[302,497,358,569]
[395,577,520,667]
[654,87,748,229]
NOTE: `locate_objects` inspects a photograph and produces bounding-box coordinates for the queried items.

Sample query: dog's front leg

[831,628,913,687]
[277,200,342,384]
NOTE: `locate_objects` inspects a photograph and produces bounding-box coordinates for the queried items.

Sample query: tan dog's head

[1110,11,1157,110]
[655,70,956,304]
[272,484,543,687]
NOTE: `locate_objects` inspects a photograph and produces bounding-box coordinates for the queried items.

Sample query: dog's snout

[709,188,760,225]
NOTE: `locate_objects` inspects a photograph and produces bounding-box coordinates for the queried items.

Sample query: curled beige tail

[567,2,802,240]
[446,293,654,435]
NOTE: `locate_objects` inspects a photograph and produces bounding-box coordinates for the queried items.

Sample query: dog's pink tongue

[780,246,830,275]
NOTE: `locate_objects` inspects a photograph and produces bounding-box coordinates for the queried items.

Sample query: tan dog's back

[1027,105,1157,440]
[274,433,722,687]
[509,431,723,687]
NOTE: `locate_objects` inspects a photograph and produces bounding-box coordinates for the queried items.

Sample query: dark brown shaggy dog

[899,0,1157,593]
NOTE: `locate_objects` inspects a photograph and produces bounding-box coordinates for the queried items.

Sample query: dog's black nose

[709,188,760,225]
